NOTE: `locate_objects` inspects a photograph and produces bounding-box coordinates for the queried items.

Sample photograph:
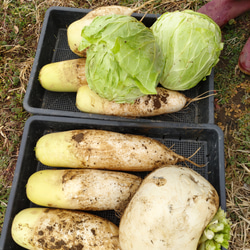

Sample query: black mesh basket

[23,6,215,124]
[0,115,226,250]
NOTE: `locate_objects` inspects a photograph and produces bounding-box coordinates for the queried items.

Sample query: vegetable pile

[38,6,224,117]
[11,129,231,250]
[78,14,164,103]
[10,4,232,249]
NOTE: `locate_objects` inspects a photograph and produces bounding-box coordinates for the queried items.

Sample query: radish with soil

[76,85,210,117]
[35,129,203,170]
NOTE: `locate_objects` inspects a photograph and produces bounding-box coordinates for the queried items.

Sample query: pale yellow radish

[11,207,121,250]
[35,129,201,171]
[39,58,87,92]
[76,85,189,117]
[26,169,142,213]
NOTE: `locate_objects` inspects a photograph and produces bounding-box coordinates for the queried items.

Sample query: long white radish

[67,0,155,56]
[76,85,190,117]
[26,169,142,213]
[11,207,121,250]
[35,129,202,171]
[39,58,87,92]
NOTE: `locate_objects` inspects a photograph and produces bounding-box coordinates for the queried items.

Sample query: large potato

[11,208,121,250]
[26,169,142,213]
[119,165,219,250]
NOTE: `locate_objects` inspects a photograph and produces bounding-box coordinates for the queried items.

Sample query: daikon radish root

[76,85,190,117]
[67,0,155,56]
[39,58,87,92]
[119,165,219,250]
[26,169,142,213]
[11,207,121,250]
[35,129,202,171]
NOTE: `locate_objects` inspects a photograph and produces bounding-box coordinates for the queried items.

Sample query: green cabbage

[79,14,164,103]
[151,10,224,90]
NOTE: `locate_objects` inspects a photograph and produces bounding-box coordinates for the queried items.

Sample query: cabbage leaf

[79,14,164,103]
[151,10,223,90]
[198,207,231,250]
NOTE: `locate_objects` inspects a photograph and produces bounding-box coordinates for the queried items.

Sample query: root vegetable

[119,165,219,250]
[76,85,189,117]
[39,58,87,92]
[11,207,121,250]
[67,0,154,56]
[79,14,164,103]
[35,129,202,171]
[26,169,142,213]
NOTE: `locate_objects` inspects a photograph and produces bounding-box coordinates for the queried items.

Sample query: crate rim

[23,6,215,124]
[0,114,226,250]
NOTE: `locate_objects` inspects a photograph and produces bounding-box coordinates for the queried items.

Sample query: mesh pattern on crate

[42,92,79,111]
[41,28,199,123]
[36,137,208,226]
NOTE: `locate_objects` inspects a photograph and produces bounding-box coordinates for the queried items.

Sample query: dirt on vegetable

[0,0,249,249]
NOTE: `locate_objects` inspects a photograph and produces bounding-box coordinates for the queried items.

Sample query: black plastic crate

[23,6,215,124]
[0,115,225,249]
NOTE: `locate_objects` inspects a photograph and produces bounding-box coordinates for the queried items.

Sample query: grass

[0,0,249,249]
[214,12,250,248]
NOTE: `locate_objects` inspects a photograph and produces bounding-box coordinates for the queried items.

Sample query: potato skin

[11,208,121,250]
[76,85,188,117]
[26,169,142,212]
[35,129,185,171]
[119,165,219,250]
